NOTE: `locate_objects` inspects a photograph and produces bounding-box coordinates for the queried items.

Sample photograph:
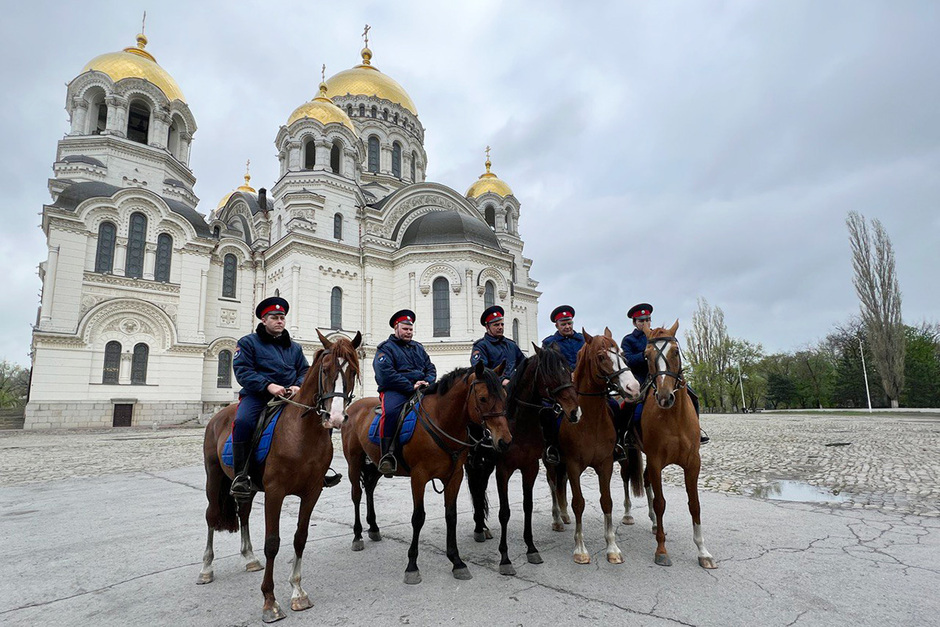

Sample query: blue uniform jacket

[471,333,525,380]
[621,328,649,382]
[374,335,437,394]
[233,325,309,397]
[541,331,585,369]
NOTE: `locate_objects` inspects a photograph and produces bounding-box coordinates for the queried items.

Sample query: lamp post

[737,362,747,413]
[858,336,873,413]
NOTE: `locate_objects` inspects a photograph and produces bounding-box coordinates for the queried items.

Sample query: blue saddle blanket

[222,407,285,467]
[368,403,419,445]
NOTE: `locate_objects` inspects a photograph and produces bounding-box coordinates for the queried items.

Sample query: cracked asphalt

[1,411,938,626]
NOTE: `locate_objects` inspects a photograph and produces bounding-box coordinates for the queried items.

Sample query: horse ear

[474,359,485,379]
[604,326,613,338]
[669,319,679,336]
[494,360,506,376]
[531,342,542,355]
[582,328,593,342]
[317,329,333,349]
[643,326,653,339]
[351,330,362,349]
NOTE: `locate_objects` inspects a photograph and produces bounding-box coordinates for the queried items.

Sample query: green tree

[901,323,940,407]
[0,361,30,409]
[685,298,730,411]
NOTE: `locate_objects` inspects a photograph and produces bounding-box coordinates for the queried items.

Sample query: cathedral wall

[177,250,209,343]
[44,228,90,333]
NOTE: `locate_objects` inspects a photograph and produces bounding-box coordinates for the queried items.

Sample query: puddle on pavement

[751,480,848,503]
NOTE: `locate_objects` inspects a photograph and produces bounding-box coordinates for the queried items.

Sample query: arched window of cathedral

[411,151,417,181]
[274,288,280,297]
[391,142,402,178]
[155,233,172,282]
[484,206,496,230]
[95,221,117,273]
[222,254,237,298]
[330,287,342,329]
[393,112,399,125]
[347,104,354,117]
[513,319,520,343]
[506,212,513,232]
[383,108,389,121]
[167,118,180,158]
[330,142,341,174]
[89,93,108,135]
[333,213,343,240]
[484,281,495,309]
[217,349,232,388]
[126,100,150,144]
[367,136,380,173]
[304,139,316,170]
[433,277,450,337]
[213,226,221,239]
[359,103,365,117]
[125,212,147,279]
[103,341,121,384]
[131,343,149,384]
[370,105,377,118]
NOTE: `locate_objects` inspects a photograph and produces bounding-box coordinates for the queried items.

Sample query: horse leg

[445,467,472,580]
[364,464,382,542]
[495,465,514,575]
[260,491,286,623]
[548,465,570,531]
[568,465,590,564]
[521,462,543,565]
[620,463,635,525]
[467,462,494,542]
[684,462,717,569]
[547,466,564,532]
[239,498,263,571]
[350,453,365,551]
[404,476,427,585]
[598,460,623,564]
[288,491,321,612]
[647,464,670,567]
[559,470,572,524]
[197,527,214,584]
[644,466,657,533]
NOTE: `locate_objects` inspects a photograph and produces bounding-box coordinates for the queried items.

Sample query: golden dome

[287,81,356,132]
[466,151,513,198]
[217,163,257,211]
[81,33,185,102]
[325,47,418,116]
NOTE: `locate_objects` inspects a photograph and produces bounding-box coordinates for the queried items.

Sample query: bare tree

[846,212,905,407]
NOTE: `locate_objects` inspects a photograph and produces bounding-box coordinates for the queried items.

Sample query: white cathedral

[25,30,540,429]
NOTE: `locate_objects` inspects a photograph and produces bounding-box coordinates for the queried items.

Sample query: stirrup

[543,445,561,465]
[323,469,343,488]
[700,434,710,445]
[377,454,397,476]
[230,474,253,501]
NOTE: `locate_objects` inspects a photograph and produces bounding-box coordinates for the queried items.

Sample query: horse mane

[505,355,533,416]
[424,365,501,397]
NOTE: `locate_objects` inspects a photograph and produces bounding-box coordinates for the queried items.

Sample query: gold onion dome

[324,47,418,116]
[466,153,513,198]
[217,164,257,211]
[287,81,356,131]
[81,33,186,102]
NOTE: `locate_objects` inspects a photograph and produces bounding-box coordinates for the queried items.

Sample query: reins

[646,335,686,394]
[270,348,357,420]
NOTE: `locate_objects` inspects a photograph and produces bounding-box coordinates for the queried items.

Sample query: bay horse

[199,330,362,623]
[546,328,641,564]
[465,344,581,575]
[342,361,512,584]
[632,321,716,569]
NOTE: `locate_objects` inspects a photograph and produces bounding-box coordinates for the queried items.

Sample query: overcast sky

[1,1,938,367]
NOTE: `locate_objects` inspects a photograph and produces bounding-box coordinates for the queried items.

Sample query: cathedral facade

[25,31,540,429]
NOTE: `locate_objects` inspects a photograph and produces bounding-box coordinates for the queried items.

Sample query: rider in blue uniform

[374,309,437,476]
[230,297,309,500]
[471,305,525,384]
[539,305,583,464]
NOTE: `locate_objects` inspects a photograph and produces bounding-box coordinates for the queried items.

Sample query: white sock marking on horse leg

[574,522,588,559]
[289,551,306,601]
[200,528,214,578]
[646,485,656,529]
[240,521,259,566]
[693,523,713,561]
[604,513,622,560]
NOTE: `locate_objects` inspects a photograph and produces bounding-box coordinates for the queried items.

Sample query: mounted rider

[539,305,583,464]
[470,305,525,385]
[374,309,437,476]
[230,297,309,500]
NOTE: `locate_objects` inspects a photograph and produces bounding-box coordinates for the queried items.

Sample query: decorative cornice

[83,271,181,294]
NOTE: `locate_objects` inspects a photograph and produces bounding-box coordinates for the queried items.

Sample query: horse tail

[465,463,490,523]
[627,446,644,499]
[206,466,240,533]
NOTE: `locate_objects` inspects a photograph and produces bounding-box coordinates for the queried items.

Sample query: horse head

[469,360,512,453]
[644,320,682,409]
[580,327,640,402]
[314,330,362,429]
[532,343,580,423]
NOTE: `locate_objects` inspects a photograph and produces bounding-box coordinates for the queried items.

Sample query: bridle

[514,355,575,418]
[578,346,632,398]
[417,373,507,453]
[276,349,356,422]
[646,335,686,395]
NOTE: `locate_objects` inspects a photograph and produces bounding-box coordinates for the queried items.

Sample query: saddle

[222,399,286,491]
[367,392,422,472]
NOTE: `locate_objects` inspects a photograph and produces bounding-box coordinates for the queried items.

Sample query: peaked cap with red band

[389,309,416,328]
[256,297,290,319]
[550,305,575,323]
[480,305,505,327]
[627,303,653,320]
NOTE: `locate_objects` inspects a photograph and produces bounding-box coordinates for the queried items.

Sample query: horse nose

[568,407,581,424]
[496,438,510,453]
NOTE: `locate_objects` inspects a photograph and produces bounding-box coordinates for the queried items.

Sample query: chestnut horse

[634,321,716,569]
[342,362,512,584]
[546,328,641,564]
[199,330,361,623]
[465,344,581,575]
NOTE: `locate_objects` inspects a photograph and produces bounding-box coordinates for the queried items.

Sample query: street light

[737,362,747,413]
[858,336,873,413]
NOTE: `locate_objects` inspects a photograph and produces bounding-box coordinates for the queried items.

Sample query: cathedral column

[39,245,59,327]
[114,238,127,275]
[314,140,331,172]
[198,269,208,337]
[143,243,156,281]
[253,260,265,304]
[69,98,88,135]
[364,277,373,344]
[179,132,193,166]
[465,269,474,333]
[150,109,170,149]
[409,272,416,310]
[105,95,127,137]
[119,351,132,385]
[381,145,392,175]
[287,141,301,171]
[290,264,301,336]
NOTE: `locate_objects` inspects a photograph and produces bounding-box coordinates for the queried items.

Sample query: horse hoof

[473,531,487,543]
[245,560,263,572]
[552,522,565,532]
[499,563,516,576]
[291,594,313,612]
[699,556,718,569]
[262,602,286,623]
[527,552,543,565]
[574,553,591,564]
[607,552,624,564]
[655,553,672,567]
[621,515,635,525]
[404,570,422,585]
[351,539,364,552]
[453,566,472,580]
[368,530,382,542]
[196,571,213,585]
[484,528,493,539]
[562,515,571,524]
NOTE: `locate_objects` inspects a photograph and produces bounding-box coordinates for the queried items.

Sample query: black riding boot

[323,468,343,488]
[230,442,253,501]
[378,436,398,476]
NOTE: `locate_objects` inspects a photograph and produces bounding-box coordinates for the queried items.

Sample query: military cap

[627,303,653,320]
[481,305,505,326]
[389,309,416,328]
[256,297,289,319]
[550,305,575,323]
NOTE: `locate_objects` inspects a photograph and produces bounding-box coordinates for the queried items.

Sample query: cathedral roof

[216,167,257,212]
[325,47,418,115]
[400,211,502,251]
[287,81,356,131]
[80,33,185,102]
[466,154,513,199]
